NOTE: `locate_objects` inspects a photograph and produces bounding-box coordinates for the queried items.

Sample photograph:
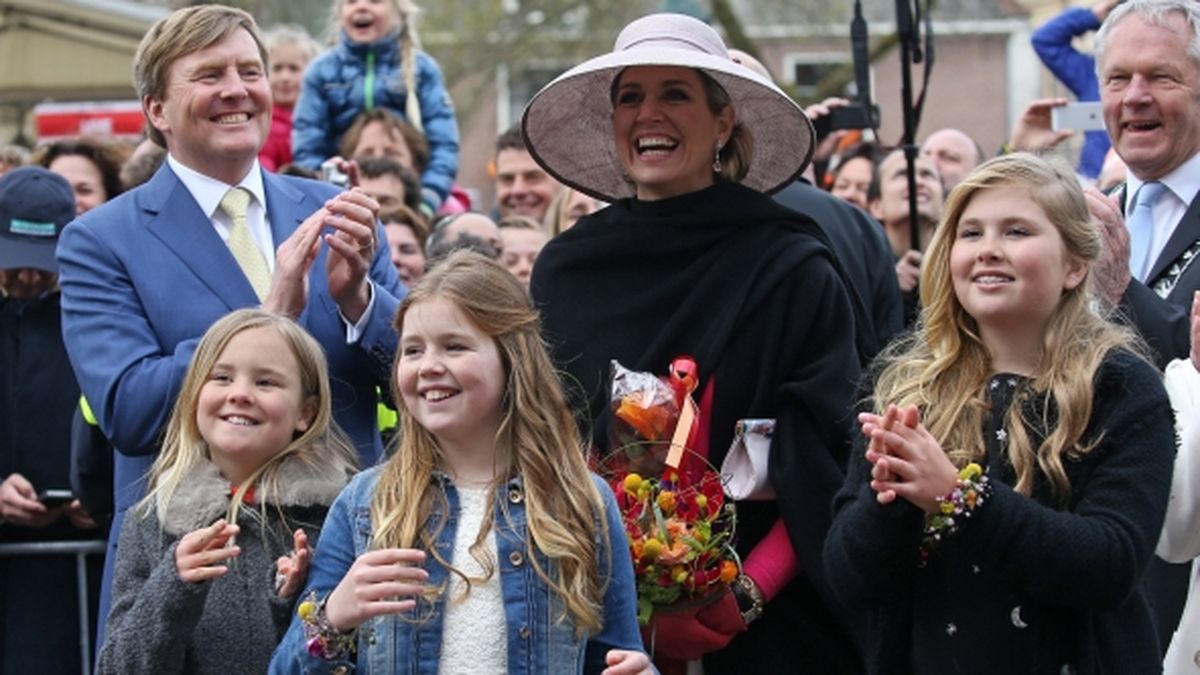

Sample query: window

[783,52,861,99]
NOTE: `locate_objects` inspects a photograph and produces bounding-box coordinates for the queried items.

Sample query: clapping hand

[322,188,382,324]
[275,528,311,599]
[861,404,958,513]
[603,649,654,674]
[175,519,241,583]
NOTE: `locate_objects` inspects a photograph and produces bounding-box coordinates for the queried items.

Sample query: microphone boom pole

[895,0,923,253]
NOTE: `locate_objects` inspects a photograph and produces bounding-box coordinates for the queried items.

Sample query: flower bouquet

[596,358,739,625]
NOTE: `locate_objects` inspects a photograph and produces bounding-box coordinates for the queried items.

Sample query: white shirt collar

[1126,151,1200,214]
[167,154,267,217]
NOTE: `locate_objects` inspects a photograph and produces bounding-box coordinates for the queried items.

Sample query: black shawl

[531,181,864,671]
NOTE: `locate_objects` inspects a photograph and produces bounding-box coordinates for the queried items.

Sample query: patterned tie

[1127,181,1165,282]
[218,187,270,301]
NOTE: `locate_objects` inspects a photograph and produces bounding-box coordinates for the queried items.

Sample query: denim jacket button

[509,550,524,566]
[519,625,531,639]
[508,487,523,504]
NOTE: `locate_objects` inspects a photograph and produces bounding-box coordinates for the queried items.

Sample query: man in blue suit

[55,5,405,644]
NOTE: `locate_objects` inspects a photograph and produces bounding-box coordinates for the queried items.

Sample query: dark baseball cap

[0,166,75,273]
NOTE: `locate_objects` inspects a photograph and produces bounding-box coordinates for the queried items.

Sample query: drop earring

[713,142,723,174]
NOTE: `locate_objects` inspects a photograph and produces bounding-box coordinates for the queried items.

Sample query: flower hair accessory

[919,462,991,566]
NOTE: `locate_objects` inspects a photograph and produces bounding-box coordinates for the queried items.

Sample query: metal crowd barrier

[0,539,107,675]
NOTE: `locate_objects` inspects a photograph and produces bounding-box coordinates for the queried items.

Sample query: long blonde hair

[872,153,1143,503]
[140,309,358,524]
[330,0,424,132]
[372,250,608,633]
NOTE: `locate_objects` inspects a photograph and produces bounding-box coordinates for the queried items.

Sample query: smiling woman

[524,12,869,673]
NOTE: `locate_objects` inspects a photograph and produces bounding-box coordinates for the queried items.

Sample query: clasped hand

[859,404,959,513]
[264,183,381,323]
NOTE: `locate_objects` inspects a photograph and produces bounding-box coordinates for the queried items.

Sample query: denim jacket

[268,466,644,674]
[291,30,460,211]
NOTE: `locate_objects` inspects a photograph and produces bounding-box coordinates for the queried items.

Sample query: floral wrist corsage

[297,590,371,660]
[918,462,991,566]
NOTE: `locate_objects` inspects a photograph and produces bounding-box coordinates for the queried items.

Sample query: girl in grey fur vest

[98,310,359,674]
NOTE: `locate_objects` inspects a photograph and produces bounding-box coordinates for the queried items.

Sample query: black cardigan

[531,181,865,672]
[825,350,1174,674]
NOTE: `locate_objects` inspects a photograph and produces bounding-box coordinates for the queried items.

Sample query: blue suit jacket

[56,163,405,643]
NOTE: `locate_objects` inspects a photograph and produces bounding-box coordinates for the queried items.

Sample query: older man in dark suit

[1091,0,1200,655]
[1094,0,1200,364]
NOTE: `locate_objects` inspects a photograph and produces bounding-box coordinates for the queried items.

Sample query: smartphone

[1051,102,1106,132]
[812,103,877,140]
[38,489,75,507]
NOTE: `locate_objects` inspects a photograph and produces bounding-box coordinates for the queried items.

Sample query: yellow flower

[940,500,955,515]
[297,600,316,622]
[657,490,677,514]
[959,463,982,481]
[672,565,689,584]
[624,474,643,495]
[642,538,663,560]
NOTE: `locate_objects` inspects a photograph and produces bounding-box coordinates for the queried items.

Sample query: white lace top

[438,486,506,674]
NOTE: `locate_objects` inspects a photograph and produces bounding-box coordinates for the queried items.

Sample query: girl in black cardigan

[825,153,1175,674]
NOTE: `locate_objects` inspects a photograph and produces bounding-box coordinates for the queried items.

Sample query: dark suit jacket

[1113,182,1200,366]
[774,180,904,357]
[55,162,405,644]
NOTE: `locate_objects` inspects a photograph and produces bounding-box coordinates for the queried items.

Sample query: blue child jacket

[291,31,460,212]
[268,466,645,674]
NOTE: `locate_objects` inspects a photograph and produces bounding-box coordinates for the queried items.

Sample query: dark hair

[426,212,500,261]
[866,146,901,204]
[32,136,130,202]
[380,204,430,247]
[356,155,423,213]
[495,123,526,157]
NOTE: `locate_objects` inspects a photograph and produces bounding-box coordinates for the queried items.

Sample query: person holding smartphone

[0,166,103,674]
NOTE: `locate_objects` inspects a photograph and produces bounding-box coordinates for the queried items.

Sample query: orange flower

[719,559,739,584]
[658,539,691,565]
[616,395,674,440]
[657,490,677,515]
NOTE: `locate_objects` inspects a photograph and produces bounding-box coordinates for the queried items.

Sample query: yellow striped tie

[218,187,270,301]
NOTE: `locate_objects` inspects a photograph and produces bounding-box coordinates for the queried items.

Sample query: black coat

[825,350,1173,674]
[532,181,865,672]
[0,292,101,675]
[1112,181,1200,367]
[773,179,903,357]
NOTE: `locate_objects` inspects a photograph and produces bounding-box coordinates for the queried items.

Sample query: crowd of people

[4,0,1200,673]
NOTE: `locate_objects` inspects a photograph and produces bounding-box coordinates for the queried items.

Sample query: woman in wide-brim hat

[526,12,866,674]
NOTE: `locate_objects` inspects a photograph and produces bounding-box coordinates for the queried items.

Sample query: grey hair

[1095,0,1200,74]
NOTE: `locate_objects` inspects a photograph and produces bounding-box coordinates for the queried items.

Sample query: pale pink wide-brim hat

[521,13,814,203]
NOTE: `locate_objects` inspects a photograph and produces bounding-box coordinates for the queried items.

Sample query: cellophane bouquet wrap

[594,358,738,625]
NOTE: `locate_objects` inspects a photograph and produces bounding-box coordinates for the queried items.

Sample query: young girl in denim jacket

[269,251,650,674]
[824,154,1175,674]
[292,0,458,215]
[99,310,358,674]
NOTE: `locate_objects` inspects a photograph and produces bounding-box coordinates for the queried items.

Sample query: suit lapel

[262,171,311,244]
[1148,187,1200,283]
[138,165,260,310]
